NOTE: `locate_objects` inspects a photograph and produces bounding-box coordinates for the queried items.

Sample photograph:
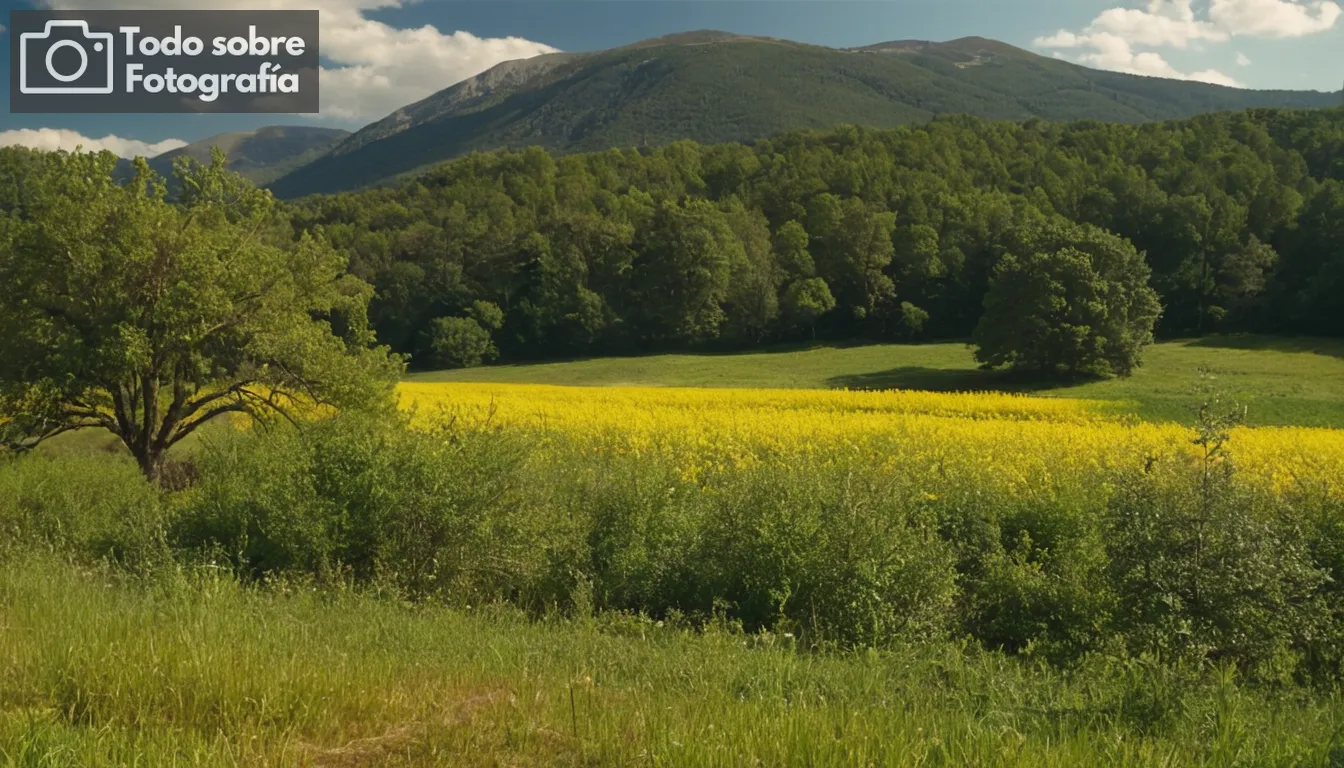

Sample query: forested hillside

[286,107,1344,368]
[268,33,1341,197]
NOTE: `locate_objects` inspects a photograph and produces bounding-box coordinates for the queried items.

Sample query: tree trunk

[133,444,166,485]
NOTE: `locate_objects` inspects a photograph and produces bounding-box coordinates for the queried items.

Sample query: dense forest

[283,106,1344,368]
[4,107,1341,370]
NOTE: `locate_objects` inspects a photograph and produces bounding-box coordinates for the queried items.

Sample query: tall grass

[0,453,169,568]
[3,557,1344,766]
[4,407,1344,763]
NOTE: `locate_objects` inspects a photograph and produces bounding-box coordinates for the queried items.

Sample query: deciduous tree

[973,222,1162,377]
[0,150,401,482]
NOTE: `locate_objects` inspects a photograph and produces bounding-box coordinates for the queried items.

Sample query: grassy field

[7,334,1344,766]
[3,557,1342,767]
[411,336,1344,428]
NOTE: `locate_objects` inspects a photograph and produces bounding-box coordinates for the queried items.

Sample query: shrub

[568,456,706,615]
[942,486,1112,661]
[1105,453,1329,681]
[564,455,958,647]
[178,413,554,601]
[18,381,1342,682]
[694,463,957,647]
[0,454,169,568]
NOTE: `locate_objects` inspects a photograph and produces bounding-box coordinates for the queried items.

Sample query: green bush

[555,454,957,646]
[178,414,554,601]
[0,454,169,568]
[935,483,1112,661]
[693,464,957,646]
[9,409,1344,684]
[566,455,705,616]
[1105,456,1329,680]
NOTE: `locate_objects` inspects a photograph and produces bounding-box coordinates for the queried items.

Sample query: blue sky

[1,0,1342,155]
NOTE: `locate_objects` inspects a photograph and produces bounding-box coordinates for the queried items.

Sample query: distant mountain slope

[269,32,1340,198]
[150,126,350,186]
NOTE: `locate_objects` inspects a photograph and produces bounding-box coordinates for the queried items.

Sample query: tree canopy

[0,150,401,481]
[284,108,1344,371]
[972,221,1163,377]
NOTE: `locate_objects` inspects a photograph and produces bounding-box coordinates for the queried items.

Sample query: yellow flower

[396,382,1344,498]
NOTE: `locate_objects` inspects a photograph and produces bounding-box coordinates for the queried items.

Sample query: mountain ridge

[268,31,1340,198]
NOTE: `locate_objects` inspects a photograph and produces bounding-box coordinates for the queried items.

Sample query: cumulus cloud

[0,128,187,158]
[1237,51,1253,65]
[1036,0,1339,85]
[1208,0,1342,37]
[1051,29,1243,85]
[1087,1,1228,48]
[44,0,560,122]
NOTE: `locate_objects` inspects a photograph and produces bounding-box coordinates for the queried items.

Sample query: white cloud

[0,128,187,158]
[1035,0,1339,85]
[1044,27,1242,85]
[1090,1,1228,48]
[1209,0,1342,37]
[1236,51,1253,65]
[43,0,560,123]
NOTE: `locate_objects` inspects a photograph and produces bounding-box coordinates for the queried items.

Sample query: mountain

[150,125,350,186]
[268,32,1341,198]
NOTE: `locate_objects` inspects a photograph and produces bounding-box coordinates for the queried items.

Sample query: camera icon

[19,20,115,95]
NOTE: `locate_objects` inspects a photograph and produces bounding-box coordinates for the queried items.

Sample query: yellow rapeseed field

[398,382,1344,496]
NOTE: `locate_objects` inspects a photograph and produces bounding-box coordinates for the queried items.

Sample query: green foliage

[0,454,168,569]
[973,221,1162,377]
[627,200,741,343]
[780,278,836,337]
[807,195,898,321]
[693,463,958,645]
[772,219,814,278]
[468,299,505,331]
[11,403,1341,685]
[422,298,507,369]
[284,108,1344,370]
[426,316,499,369]
[178,413,543,599]
[899,301,930,335]
[1104,395,1328,680]
[267,35,1341,197]
[0,149,402,481]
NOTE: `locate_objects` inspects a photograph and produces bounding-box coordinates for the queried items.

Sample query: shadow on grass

[407,341,892,377]
[827,366,1094,393]
[1184,335,1344,359]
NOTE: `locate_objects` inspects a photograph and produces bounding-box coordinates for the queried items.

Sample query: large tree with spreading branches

[0,148,402,482]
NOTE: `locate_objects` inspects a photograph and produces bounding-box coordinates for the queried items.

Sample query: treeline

[285,109,1335,365]
[8,108,1342,369]
[286,107,1344,367]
